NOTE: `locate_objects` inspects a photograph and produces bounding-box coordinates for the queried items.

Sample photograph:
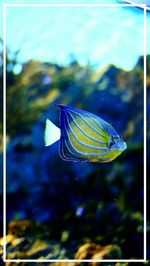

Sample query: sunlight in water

[0,0,149,70]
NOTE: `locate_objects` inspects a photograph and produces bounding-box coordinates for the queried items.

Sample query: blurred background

[0,0,150,264]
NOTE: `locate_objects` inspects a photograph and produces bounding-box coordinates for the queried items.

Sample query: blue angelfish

[44,105,127,163]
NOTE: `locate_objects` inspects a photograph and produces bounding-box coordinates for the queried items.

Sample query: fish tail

[44,119,61,147]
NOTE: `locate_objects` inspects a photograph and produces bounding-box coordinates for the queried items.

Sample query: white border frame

[3,3,147,263]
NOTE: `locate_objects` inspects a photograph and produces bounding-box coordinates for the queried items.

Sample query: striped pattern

[58,105,122,163]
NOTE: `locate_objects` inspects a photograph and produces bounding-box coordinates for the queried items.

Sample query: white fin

[44,119,61,147]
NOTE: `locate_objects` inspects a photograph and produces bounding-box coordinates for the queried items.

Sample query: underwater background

[0,0,150,264]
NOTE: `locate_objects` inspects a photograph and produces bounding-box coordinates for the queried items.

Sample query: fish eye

[112,135,121,140]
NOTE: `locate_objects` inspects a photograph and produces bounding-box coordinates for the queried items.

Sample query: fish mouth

[118,141,127,152]
[108,140,127,152]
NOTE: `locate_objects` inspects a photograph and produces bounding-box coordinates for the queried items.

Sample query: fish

[44,105,127,163]
[118,0,150,12]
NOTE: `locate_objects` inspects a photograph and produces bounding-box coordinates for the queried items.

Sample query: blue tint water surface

[0,0,150,70]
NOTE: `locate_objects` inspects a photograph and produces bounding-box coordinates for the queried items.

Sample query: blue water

[0,0,150,70]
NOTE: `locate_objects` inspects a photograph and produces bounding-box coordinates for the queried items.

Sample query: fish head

[108,135,127,153]
[104,134,127,162]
